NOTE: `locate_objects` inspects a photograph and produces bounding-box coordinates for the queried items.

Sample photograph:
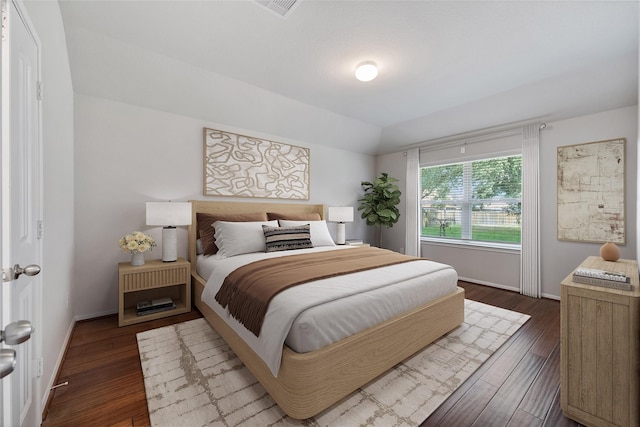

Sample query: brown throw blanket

[215,247,421,336]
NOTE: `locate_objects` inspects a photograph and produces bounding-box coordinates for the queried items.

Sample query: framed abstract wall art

[557,138,625,244]
[203,128,310,200]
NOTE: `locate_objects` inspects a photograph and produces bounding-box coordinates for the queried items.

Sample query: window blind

[419,130,522,167]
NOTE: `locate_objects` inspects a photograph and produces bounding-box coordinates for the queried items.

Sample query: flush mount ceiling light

[355,61,378,82]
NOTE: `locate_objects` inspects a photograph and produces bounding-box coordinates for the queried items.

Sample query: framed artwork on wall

[557,138,625,244]
[203,127,310,200]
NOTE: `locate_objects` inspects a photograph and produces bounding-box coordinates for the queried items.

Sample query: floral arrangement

[118,231,156,254]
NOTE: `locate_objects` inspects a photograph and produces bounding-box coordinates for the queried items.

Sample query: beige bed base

[188,200,465,419]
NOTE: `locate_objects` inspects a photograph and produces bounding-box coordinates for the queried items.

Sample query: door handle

[0,321,34,381]
[2,264,41,282]
[0,349,17,379]
[1,321,34,345]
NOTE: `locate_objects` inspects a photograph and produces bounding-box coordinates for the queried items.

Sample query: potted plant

[358,172,401,247]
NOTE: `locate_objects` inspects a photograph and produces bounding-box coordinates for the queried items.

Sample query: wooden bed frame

[187,200,465,419]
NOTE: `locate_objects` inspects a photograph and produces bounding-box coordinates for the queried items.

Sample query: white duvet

[199,246,457,376]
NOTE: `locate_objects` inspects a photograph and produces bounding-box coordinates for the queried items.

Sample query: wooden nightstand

[560,256,639,427]
[345,240,370,247]
[118,258,191,327]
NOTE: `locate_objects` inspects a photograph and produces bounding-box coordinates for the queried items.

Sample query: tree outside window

[420,155,522,244]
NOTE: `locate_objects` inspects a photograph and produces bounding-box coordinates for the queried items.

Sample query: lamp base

[336,223,346,245]
[162,227,178,262]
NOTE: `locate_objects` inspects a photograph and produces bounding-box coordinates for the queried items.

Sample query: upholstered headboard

[188,200,325,286]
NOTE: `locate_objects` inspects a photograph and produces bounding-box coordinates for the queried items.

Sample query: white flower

[118,231,156,254]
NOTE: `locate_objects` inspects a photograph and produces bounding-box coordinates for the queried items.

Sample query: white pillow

[213,220,278,257]
[279,220,336,247]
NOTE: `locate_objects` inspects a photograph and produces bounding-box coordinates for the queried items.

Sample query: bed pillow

[279,220,336,247]
[213,220,278,258]
[267,212,322,221]
[263,224,313,253]
[197,212,268,256]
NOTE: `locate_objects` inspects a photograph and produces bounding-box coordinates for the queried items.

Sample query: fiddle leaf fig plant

[358,173,401,247]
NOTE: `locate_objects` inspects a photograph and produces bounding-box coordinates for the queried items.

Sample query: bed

[188,200,464,419]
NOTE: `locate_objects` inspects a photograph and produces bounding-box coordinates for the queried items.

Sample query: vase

[599,241,620,262]
[131,251,145,266]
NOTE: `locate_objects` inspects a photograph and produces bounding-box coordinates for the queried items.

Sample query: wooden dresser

[560,256,639,427]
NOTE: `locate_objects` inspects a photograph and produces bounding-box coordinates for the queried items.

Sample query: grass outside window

[422,224,521,243]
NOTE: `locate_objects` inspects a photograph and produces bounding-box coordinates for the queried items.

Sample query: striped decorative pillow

[262,224,313,252]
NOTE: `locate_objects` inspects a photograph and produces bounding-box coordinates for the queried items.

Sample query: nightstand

[118,258,191,327]
[345,240,370,247]
[560,256,639,427]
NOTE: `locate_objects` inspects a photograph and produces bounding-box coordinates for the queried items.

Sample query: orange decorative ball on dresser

[599,241,621,261]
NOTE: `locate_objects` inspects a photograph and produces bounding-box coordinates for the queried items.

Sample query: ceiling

[58,1,639,154]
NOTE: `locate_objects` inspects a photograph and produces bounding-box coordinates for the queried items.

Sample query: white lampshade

[146,202,192,262]
[327,206,354,223]
[146,202,192,226]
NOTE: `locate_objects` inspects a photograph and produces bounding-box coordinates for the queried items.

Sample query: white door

[1,0,43,426]
[0,0,4,421]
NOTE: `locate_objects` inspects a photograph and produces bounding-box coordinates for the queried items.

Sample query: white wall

[73,94,375,318]
[539,106,637,297]
[23,0,75,414]
[381,105,638,299]
[376,151,407,252]
[422,243,521,292]
[64,25,382,156]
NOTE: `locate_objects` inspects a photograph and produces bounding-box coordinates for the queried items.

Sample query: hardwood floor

[41,311,202,427]
[423,282,581,427]
[42,282,581,427]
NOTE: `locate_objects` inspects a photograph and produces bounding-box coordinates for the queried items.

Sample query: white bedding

[199,246,458,376]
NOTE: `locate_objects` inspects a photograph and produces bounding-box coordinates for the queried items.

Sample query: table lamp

[327,206,354,245]
[146,201,192,262]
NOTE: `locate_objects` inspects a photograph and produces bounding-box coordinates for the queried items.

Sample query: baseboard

[541,292,560,301]
[459,277,561,301]
[458,276,520,293]
[41,318,76,422]
[74,309,117,322]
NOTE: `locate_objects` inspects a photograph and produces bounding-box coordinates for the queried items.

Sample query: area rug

[137,299,529,427]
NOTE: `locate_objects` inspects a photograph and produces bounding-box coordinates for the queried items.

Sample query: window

[420,155,522,244]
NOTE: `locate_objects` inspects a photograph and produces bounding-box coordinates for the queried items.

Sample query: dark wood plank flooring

[42,282,581,426]
[41,311,202,427]
[423,282,581,427]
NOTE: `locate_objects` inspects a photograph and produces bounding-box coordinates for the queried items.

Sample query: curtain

[521,124,541,297]
[405,148,420,256]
